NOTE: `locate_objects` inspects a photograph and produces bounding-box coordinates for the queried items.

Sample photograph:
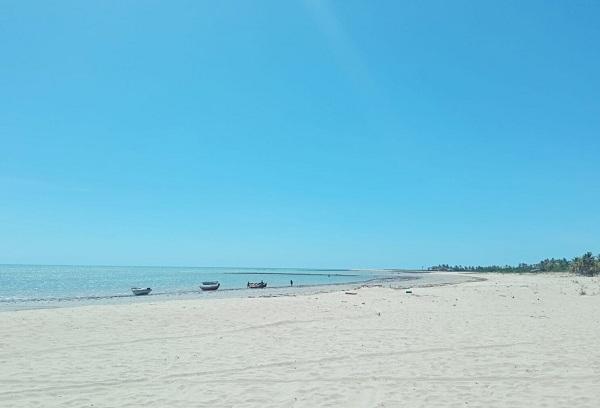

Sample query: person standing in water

[290,280,293,287]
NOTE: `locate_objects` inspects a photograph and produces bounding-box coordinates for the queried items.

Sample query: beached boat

[200,281,220,291]
[131,287,152,296]
[247,281,267,289]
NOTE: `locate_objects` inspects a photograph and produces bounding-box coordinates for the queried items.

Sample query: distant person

[290,280,293,287]
[247,282,250,288]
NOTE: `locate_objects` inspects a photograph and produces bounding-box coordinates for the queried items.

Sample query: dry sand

[1,273,600,407]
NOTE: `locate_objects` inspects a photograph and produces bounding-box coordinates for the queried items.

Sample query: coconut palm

[571,252,599,276]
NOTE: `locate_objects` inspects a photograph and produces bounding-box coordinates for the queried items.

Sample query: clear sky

[1,1,599,268]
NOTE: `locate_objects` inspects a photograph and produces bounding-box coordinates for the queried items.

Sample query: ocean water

[0,264,389,309]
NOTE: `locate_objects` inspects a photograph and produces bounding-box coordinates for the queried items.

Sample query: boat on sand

[247,281,267,289]
[200,281,220,291]
[131,287,152,296]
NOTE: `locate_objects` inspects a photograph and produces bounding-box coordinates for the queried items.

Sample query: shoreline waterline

[0,269,480,312]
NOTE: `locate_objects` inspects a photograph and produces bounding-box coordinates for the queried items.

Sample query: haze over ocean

[2,1,599,268]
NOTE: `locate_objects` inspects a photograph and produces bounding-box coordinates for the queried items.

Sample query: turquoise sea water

[0,264,389,309]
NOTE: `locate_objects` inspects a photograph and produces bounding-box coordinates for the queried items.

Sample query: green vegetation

[571,252,600,276]
[429,252,600,276]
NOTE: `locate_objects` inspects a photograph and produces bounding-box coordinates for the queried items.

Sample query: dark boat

[131,287,152,296]
[200,281,220,291]
[247,281,267,289]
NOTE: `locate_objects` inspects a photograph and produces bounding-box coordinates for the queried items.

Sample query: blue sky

[1,1,599,268]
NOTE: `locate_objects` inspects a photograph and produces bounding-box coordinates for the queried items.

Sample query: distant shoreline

[0,271,481,312]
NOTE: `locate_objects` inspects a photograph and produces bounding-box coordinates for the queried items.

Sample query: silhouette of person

[290,280,293,287]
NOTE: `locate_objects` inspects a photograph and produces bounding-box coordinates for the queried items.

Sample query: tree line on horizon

[428,252,600,276]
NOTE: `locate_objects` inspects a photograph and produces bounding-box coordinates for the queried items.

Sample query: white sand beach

[1,273,600,407]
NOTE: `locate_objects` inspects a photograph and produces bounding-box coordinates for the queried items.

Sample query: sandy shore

[1,272,599,407]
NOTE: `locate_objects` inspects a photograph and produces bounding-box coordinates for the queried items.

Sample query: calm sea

[0,264,391,309]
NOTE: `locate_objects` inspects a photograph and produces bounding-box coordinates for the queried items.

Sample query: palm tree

[571,252,599,276]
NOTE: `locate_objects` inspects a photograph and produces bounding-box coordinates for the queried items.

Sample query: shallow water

[0,265,478,311]
[0,264,387,309]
